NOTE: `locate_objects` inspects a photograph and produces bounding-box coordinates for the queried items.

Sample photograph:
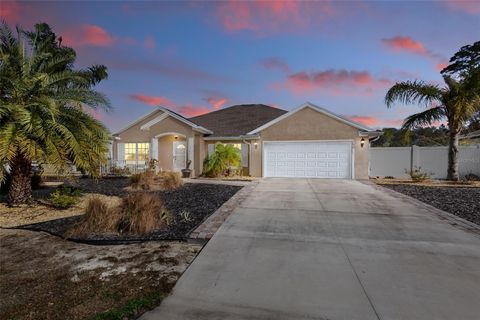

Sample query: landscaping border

[363,180,480,236]
[189,180,258,239]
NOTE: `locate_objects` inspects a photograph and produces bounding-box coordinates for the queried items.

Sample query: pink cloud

[176,104,212,117]
[144,36,156,50]
[129,94,174,107]
[382,36,428,56]
[259,57,290,73]
[205,97,228,109]
[435,62,449,72]
[215,0,334,33]
[347,115,379,127]
[273,69,391,95]
[443,0,480,15]
[63,24,114,47]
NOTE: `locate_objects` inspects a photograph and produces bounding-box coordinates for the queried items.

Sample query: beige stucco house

[111,102,381,179]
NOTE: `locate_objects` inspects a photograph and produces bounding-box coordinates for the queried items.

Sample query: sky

[1,0,479,132]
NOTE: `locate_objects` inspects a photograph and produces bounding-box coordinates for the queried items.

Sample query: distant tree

[0,22,111,205]
[385,69,480,180]
[441,41,480,79]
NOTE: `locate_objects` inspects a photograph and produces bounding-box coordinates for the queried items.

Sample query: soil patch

[379,183,480,225]
[0,228,201,320]
[16,183,241,243]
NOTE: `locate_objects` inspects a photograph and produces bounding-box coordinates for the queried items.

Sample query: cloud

[215,0,334,33]
[144,36,156,50]
[382,36,448,72]
[129,94,174,107]
[63,24,115,47]
[381,36,428,56]
[128,93,216,117]
[259,57,290,73]
[272,69,391,96]
[176,104,212,117]
[435,62,449,72]
[345,115,404,128]
[443,0,480,15]
[205,97,228,109]
[346,115,379,127]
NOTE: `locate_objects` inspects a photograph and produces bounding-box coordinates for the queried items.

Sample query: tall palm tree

[385,72,480,180]
[0,22,111,205]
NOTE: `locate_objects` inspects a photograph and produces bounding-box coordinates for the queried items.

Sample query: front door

[173,141,186,172]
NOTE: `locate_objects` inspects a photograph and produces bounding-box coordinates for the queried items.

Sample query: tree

[385,70,480,180]
[441,41,480,79]
[0,22,111,205]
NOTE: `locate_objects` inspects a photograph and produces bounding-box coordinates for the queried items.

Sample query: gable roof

[189,104,288,137]
[247,102,374,135]
[114,106,212,135]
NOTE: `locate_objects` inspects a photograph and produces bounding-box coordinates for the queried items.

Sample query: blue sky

[2,0,479,132]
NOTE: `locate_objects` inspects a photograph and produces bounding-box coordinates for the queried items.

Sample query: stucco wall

[250,107,370,179]
[112,112,197,174]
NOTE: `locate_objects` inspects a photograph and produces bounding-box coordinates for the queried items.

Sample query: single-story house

[459,129,480,145]
[111,102,381,179]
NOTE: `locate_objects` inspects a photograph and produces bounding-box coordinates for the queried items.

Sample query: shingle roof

[189,104,288,137]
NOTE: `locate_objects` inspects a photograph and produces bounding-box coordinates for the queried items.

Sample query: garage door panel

[264,141,352,179]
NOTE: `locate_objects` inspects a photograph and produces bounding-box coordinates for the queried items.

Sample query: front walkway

[142,178,480,320]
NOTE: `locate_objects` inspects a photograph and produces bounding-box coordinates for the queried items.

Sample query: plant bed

[17,183,242,243]
[378,183,480,226]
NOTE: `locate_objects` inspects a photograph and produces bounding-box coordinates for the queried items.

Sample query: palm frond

[385,80,443,108]
[402,107,446,130]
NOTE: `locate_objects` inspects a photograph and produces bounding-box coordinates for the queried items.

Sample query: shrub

[465,173,480,181]
[384,176,395,179]
[130,171,182,191]
[49,186,82,209]
[158,171,183,190]
[405,167,430,182]
[203,143,241,177]
[67,196,120,236]
[69,192,171,236]
[116,192,170,234]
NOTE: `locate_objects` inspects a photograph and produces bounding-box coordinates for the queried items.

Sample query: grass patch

[93,292,164,320]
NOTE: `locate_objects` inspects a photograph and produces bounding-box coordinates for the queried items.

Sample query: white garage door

[263,141,352,178]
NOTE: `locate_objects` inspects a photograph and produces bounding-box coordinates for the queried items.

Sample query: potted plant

[181,160,192,178]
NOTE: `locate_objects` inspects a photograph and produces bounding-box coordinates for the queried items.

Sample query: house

[111,102,381,179]
[459,130,480,145]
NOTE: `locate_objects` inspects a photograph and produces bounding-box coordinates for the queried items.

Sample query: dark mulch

[70,176,132,196]
[18,182,242,244]
[380,184,480,226]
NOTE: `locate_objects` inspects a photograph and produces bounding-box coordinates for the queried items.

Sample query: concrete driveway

[142,179,480,320]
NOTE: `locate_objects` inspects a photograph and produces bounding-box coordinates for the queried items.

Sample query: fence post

[410,145,420,172]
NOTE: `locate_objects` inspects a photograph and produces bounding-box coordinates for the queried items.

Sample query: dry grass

[374,177,480,188]
[68,192,170,236]
[129,170,183,191]
[117,192,170,234]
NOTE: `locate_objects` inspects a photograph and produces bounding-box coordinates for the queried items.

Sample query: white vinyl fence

[370,145,480,179]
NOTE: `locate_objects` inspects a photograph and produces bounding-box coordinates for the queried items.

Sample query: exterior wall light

[360,138,365,148]
[254,142,258,149]
[174,135,178,140]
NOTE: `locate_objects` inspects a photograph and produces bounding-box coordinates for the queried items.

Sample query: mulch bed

[380,184,480,226]
[18,181,242,244]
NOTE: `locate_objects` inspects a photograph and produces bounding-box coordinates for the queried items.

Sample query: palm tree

[385,71,480,180]
[203,143,241,177]
[0,22,111,205]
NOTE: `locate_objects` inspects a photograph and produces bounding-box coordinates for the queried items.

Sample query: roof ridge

[189,103,286,120]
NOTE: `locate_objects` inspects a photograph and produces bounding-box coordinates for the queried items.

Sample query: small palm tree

[203,143,241,177]
[385,71,480,180]
[0,22,111,204]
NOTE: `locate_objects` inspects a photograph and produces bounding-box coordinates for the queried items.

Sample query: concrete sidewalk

[141,178,480,320]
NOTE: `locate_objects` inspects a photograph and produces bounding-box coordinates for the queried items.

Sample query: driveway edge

[362,180,480,236]
[189,181,259,240]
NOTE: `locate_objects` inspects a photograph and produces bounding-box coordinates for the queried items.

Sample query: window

[125,143,149,163]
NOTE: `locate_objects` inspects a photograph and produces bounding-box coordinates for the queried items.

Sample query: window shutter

[241,143,249,167]
[207,144,215,156]
[117,143,125,165]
